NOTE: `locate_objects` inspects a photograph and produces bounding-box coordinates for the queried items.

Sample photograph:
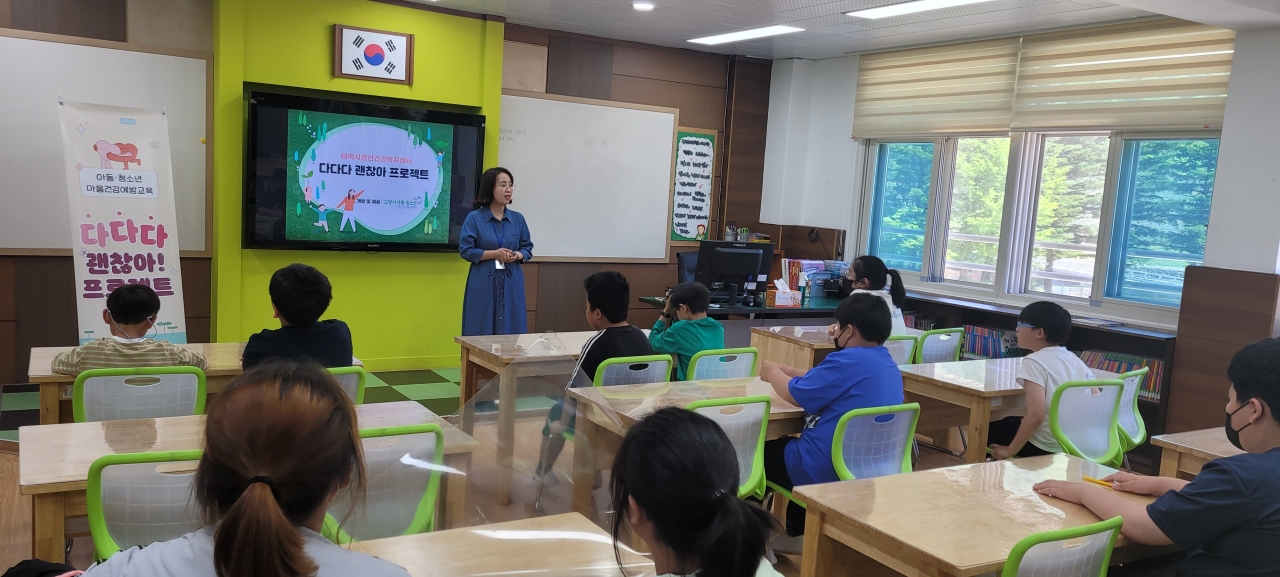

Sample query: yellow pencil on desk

[1082,476,1114,489]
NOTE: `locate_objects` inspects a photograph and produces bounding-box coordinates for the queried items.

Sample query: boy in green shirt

[650,281,725,381]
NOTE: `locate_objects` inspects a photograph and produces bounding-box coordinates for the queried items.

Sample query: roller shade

[853,37,1020,138]
[1012,19,1235,131]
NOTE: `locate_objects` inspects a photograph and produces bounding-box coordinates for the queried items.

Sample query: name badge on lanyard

[493,219,508,271]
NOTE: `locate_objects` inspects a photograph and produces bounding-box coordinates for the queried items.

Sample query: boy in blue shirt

[759,292,905,548]
[1035,337,1280,577]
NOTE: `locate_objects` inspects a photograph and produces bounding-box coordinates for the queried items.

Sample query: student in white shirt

[610,408,782,577]
[988,301,1096,459]
[85,361,409,577]
[836,255,908,337]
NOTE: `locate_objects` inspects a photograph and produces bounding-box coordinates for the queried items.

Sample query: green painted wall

[213,0,503,370]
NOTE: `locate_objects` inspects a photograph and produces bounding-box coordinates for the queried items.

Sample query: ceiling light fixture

[847,0,998,19]
[688,25,803,46]
[633,1,655,11]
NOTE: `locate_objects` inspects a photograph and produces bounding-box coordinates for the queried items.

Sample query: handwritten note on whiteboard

[671,130,715,241]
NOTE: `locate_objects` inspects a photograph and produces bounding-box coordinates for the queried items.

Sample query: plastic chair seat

[689,348,759,380]
[325,424,444,542]
[1002,516,1123,577]
[884,336,918,365]
[328,366,367,404]
[87,450,204,561]
[594,355,673,387]
[913,328,963,364]
[74,367,207,423]
[1049,380,1125,466]
[687,396,770,499]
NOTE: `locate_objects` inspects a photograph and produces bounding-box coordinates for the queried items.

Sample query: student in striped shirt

[52,283,207,375]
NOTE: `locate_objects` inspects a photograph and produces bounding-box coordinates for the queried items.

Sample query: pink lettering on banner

[80,219,168,249]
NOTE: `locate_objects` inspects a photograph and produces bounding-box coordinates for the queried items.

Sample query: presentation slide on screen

[286,110,453,244]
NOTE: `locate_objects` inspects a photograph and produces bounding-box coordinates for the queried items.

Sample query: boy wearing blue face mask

[759,292,904,546]
[1034,337,1280,577]
[52,283,207,374]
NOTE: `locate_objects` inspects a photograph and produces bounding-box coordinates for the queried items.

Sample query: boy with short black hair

[1035,337,1280,577]
[535,271,652,484]
[987,300,1095,460]
[242,263,353,369]
[649,281,724,381]
[758,292,904,545]
[52,283,207,374]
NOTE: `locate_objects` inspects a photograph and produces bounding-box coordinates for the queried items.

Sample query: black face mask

[833,325,849,352]
[1224,403,1253,451]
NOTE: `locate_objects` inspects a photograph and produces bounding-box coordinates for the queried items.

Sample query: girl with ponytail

[837,255,908,337]
[610,407,781,577]
[84,360,409,577]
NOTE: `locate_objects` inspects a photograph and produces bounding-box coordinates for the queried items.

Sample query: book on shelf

[962,325,1028,359]
[1078,349,1166,403]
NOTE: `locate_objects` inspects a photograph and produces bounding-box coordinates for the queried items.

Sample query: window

[1105,138,1220,306]
[943,138,1009,285]
[868,142,933,272]
[1030,136,1110,298]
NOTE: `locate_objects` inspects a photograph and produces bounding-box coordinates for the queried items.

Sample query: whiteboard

[498,93,675,261]
[0,34,207,251]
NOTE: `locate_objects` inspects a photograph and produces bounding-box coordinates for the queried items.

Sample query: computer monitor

[693,240,775,304]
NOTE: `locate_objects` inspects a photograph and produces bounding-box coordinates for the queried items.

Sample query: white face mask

[110,313,156,342]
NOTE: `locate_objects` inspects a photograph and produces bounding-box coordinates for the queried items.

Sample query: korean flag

[340,27,410,83]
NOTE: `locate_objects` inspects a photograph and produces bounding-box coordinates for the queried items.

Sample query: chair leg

[1123,453,1132,473]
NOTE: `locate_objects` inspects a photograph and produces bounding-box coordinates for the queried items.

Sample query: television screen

[244,91,485,251]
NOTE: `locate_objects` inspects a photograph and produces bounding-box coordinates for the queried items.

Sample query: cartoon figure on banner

[696,224,706,241]
[311,204,331,232]
[93,140,141,169]
[336,189,364,232]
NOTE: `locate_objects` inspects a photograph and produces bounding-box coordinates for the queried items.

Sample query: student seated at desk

[611,407,781,577]
[650,281,724,381]
[52,284,207,375]
[987,301,1095,460]
[83,361,408,577]
[1035,338,1280,577]
[835,255,908,336]
[759,292,904,546]
[242,263,353,369]
[535,271,652,483]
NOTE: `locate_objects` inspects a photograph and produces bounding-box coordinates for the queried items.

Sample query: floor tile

[373,370,448,386]
[362,386,411,404]
[391,382,460,401]
[1,392,40,412]
[364,373,392,388]
[431,368,462,382]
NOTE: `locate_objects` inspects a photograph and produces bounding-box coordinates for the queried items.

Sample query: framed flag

[333,24,414,85]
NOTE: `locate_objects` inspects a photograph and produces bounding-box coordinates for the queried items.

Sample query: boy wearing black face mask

[1033,337,1280,577]
[758,293,904,548]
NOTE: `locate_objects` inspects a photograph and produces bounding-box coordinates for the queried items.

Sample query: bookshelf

[902,291,1177,474]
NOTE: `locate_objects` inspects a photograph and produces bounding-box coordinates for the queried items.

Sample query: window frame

[857,128,1222,321]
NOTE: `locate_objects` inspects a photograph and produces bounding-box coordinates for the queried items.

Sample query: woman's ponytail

[695,493,774,577]
[213,481,315,577]
[886,268,906,308]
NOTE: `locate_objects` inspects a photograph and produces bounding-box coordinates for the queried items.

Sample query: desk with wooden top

[19,401,479,564]
[28,342,247,425]
[455,331,632,505]
[353,512,653,576]
[901,358,1117,464]
[1151,428,1242,479]
[795,454,1177,577]
[28,342,367,425]
[751,325,924,370]
[565,377,802,517]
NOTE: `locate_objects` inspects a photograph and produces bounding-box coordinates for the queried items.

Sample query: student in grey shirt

[86,361,408,577]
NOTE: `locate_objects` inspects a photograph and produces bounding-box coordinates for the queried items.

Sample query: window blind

[853,38,1020,138]
[1012,19,1235,131]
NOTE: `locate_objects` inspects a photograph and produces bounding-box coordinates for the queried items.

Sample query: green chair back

[73,366,207,422]
[687,395,771,499]
[1001,516,1123,577]
[1116,367,1150,451]
[832,403,920,481]
[327,365,367,404]
[593,355,673,387]
[1049,380,1125,467]
[689,347,759,380]
[885,335,919,365]
[323,423,445,543]
[86,450,204,561]
[913,328,963,363]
